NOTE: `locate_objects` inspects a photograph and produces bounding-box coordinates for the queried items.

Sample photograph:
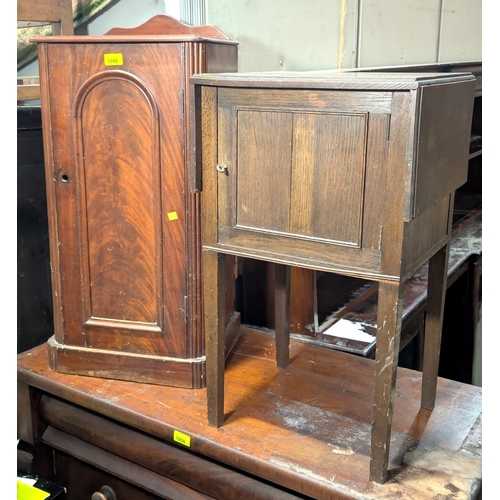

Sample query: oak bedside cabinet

[33,15,239,388]
[190,70,476,483]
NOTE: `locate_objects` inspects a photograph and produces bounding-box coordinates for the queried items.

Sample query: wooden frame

[17,0,74,102]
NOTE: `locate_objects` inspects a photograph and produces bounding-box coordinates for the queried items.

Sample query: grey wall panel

[206,0,348,72]
[18,0,482,79]
[206,0,481,71]
[439,0,482,62]
[357,0,441,67]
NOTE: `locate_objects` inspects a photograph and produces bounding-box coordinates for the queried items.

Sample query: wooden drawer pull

[91,485,116,500]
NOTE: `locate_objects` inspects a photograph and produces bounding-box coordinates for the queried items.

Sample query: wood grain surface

[18,327,482,499]
[35,29,238,387]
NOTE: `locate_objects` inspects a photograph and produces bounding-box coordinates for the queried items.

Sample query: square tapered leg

[421,243,451,410]
[204,250,227,427]
[275,264,291,369]
[370,280,405,483]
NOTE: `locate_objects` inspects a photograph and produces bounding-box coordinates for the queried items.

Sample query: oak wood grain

[193,71,475,484]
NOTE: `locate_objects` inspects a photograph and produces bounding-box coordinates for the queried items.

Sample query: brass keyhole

[216,164,228,173]
[59,172,70,183]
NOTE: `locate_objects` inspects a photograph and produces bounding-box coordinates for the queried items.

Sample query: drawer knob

[91,485,117,500]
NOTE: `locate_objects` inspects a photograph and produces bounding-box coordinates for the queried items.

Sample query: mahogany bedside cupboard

[190,70,476,483]
[33,15,239,388]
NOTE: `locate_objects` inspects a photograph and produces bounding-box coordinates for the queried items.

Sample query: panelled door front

[216,88,393,276]
[47,42,189,358]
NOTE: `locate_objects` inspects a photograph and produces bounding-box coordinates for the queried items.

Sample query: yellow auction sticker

[17,479,50,500]
[173,430,191,447]
[104,53,124,66]
[167,211,179,221]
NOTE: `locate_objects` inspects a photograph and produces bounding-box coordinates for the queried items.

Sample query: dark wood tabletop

[18,326,482,499]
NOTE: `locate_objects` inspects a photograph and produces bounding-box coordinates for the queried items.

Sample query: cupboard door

[46,43,188,357]
[230,109,367,245]
[216,88,391,274]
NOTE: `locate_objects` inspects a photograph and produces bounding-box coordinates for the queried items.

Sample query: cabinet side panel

[206,42,238,73]
[402,194,452,277]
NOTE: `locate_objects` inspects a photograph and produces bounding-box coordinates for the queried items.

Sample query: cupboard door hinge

[184,295,188,323]
[181,89,185,114]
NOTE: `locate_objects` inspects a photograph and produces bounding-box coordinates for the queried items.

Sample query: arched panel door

[76,74,163,334]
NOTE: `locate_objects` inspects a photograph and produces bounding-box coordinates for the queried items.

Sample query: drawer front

[39,396,305,500]
[54,451,164,500]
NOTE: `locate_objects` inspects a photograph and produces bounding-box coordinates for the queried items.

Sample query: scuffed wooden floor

[18,326,482,499]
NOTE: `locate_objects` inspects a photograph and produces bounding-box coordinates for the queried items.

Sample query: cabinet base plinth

[47,336,206,388]
[46,312,241,389]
